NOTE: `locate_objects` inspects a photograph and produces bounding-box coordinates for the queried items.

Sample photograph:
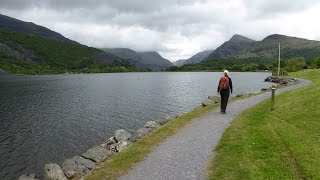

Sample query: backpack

[219,76,229,90]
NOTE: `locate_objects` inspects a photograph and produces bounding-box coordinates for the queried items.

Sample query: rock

[261,88,269,91]
[116,140,132,152]
[82,146,112,163]
[115,129,131,141]
[236,94,245,98]
[108,140,131,152]
[62,156,95,178]
[19,174,39,180]
[100,136,117,149]
[144,121,161,129]
[136,127,153,138]
[208,96,220,103]
[155,118,170,125]
[202,99,214,106]
[44,163,67,180]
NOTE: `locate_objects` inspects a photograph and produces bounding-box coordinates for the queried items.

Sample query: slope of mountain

[173,59,186,66]
[0,14,76,43]
[206,34,320,61]
[102,48,146,68]
[0,28,147,74]
[137,51,173,70]
[183,50,213,65]
[206,34,255,60]
[102,48,173,70]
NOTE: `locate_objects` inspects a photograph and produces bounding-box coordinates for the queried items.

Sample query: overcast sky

[1,0,320,61]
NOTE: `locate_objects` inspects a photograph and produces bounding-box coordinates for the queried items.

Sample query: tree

[311,57,320,68]
[285,57,306,72]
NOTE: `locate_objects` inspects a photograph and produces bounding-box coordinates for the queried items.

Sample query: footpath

[119,79,311,180]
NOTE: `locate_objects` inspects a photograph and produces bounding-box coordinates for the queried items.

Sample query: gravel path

[120,79,311,180]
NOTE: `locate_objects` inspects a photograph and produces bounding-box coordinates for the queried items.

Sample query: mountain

[206,34,255,60]
[183,50,213,65]
[0,28,148,74]
[0,14,77,43]
[172,59,186,66]
[136,51,173,70]
[102,48,173,70]
[206,34,320,61]
[102,48,146,68]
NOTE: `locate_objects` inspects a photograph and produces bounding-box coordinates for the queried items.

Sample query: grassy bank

[208,69,320,179]
[86,102,220,179]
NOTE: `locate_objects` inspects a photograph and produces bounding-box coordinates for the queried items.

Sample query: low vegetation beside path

[208,69,320,179]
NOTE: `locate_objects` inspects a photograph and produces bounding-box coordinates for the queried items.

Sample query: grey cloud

[0,0,196,12]
[243,0,319,18]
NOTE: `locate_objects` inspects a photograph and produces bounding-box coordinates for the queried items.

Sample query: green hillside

[0,29,150,74]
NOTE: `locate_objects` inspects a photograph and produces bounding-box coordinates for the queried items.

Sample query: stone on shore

[82,146,112,163]
[19,174,39,180]
[208,96,220,103]
[144,121,160,129]
[236,94,245,98]
[155,118,170,125]
[108,140,132,152]
[136,127,153,138]
[44,163,67,180]
[115,129,131,141]
[264,76,296,86]
[202,99,214,107]
[62,156,95,178]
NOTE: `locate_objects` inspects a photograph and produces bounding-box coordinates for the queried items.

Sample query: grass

[86,102,220,180]
[208,69,320,179]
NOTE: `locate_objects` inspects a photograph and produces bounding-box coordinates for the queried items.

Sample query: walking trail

[120,79,311,180]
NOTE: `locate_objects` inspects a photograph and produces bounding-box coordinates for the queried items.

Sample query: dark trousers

[220,90,230,112]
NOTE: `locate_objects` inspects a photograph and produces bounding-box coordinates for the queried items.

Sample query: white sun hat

[223,70,229,75]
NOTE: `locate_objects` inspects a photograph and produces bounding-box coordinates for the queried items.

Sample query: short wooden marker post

[271,85,276,111]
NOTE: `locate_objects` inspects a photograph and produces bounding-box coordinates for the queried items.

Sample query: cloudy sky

[1,0,320,61]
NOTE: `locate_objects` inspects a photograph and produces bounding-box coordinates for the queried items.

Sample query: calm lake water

[0,72,271,179]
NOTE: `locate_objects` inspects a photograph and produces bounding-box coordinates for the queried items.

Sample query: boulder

[116,140,131,152]
[100,136,117,149]
[144,121,160,129]
[202,99,214,107]
[208,96,220,103]
[155,118,170,125]
[236,94,245,98]
[19,174,39,180]
[82,146,112,163]
[108,140,131,152]
[62,156,95,178]
[136,127,153,138]
[44,163,67,180]
[115,129,131,141]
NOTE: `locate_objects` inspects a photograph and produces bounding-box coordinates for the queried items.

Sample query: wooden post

[271,85,276,111]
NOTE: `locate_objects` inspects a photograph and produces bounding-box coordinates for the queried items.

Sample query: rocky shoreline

[19,116,176,180]
[264,75,296,87]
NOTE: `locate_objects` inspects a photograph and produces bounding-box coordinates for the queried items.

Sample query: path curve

[120,79,311,180]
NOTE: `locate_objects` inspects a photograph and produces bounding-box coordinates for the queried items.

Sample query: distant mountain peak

[262,34,289,41]
[229,34,255,43]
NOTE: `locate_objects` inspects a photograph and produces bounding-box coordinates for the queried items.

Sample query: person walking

[217,70,233,114]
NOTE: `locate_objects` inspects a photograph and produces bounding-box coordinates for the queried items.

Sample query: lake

[0,72,271,179]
